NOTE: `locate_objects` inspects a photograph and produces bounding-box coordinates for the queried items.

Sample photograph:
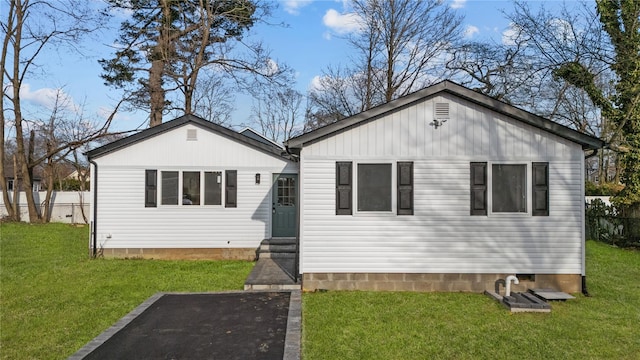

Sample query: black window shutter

[470,162,487,215]
[336,162,352,215]
[532,162,549,216]
[145,170,157,207]
[225,170,237,208]
[397,162,413,215]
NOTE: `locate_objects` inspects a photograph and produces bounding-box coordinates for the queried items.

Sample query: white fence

[0,191,89,223]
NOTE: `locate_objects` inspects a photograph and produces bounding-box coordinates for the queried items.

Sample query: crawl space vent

[186,129,198,141]
[434,102,450,119]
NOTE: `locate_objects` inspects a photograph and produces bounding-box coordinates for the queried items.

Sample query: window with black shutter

[397,162,413,215]
[532,162,549,216]
[336,162,352,215]
[470,162,487,215]
[145,170,157,207]
[225,170,237,208]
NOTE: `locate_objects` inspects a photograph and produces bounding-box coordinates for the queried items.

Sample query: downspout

[89,159,98,258]
[582,149,596,296]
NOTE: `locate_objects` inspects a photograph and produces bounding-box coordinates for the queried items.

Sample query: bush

[585,181,624,196]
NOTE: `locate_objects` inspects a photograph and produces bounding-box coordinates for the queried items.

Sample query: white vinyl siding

[299,93,585,275]
[92,123,297,249]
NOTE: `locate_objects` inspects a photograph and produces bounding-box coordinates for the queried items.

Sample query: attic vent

[434,102,450,119]
[186,129,198,141]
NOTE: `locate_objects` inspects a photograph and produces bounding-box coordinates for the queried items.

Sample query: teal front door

[272,174,297,237]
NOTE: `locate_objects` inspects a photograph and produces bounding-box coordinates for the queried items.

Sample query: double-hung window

[357,163,392,212]
[336,161,413,215]
[470,162,548,216]
[149,170,231,207]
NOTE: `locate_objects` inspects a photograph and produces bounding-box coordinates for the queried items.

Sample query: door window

[277,177,296,206]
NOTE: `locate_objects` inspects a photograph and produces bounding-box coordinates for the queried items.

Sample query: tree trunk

[149,56,164,127]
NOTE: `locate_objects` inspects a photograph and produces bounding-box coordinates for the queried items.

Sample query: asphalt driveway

[69,291,301,360]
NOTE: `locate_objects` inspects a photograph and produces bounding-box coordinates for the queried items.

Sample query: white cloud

[283,0,313,15]
[502,23,523,46]
[322,9,362,35]
[264,58,279,76]
[464,25,479,38]
[16,83,79,113]
[309,75,323,91]
[548,18,576,43]
[450,0,467,9]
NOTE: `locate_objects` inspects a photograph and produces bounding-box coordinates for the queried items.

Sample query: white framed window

[356,163,394,212]
[470,162,549,216]
[336,161,413,216]
[157,170,225,207]
[491,164,527,213]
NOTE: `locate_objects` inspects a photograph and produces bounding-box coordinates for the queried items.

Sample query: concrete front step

[264,237,297,246]
[258,251,296,259]
[260,244,297,253]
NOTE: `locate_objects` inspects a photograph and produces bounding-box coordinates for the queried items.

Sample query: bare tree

[187,71,235,126]
[307,0,462,127]
[250,84,303,143]
[503,1,636,192]
[1,0,115,222]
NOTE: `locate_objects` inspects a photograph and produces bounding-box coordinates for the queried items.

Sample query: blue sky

[11,0,562,134]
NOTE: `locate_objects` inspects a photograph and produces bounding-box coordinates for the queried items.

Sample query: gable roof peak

[285,80,603,150]
[87,114,289,160]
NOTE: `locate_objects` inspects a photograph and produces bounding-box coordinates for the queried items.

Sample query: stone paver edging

[68,290,301,360]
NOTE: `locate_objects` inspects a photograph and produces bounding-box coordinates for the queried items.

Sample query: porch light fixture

[255,173,261,184]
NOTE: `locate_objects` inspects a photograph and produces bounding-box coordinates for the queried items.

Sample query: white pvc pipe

[505,275,519,297]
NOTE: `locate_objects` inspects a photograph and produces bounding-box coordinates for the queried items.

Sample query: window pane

[358,164,391,211]
[492,164,526,213]
[277,177,296,206]
[204,172,222,205]
[183,171,200,205]
[161,171,179,205]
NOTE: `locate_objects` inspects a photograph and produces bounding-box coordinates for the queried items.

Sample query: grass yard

[2,223,639,359]
[303,241,640,360]
[0,223,253,359]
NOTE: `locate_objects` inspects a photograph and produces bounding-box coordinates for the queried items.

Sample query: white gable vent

[434,102,450,119]
[186,128,198,141]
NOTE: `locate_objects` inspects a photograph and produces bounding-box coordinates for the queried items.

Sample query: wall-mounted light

[255,173,261,184]
[430,119,447,129]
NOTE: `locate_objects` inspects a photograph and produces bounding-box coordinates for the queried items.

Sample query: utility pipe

[505,275,519,297]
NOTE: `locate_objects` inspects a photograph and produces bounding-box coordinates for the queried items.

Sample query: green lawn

[2,223,639,359]
[0,223,253,359]
[302,241,640,359]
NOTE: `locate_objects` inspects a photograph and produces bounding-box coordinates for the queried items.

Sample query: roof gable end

[285,80,604,150]
[87,114,287,159]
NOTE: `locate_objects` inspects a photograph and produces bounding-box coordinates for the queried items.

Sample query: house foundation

[100,248,256,261]
[302,273,582,294]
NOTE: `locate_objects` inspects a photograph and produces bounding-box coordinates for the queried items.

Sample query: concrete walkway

[69,290,301,360]
[245,258,301,291]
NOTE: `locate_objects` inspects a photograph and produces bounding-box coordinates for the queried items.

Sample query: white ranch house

[88,81,603,293]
